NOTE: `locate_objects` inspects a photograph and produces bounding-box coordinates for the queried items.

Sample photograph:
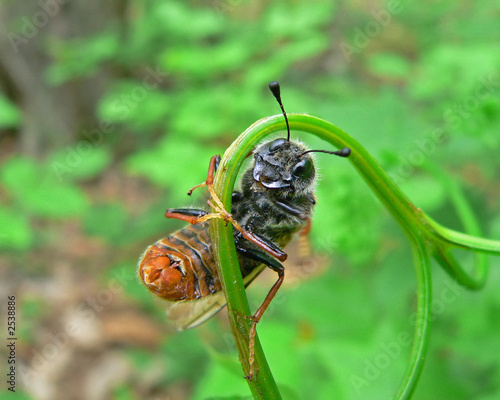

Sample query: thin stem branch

[395,238,432,399]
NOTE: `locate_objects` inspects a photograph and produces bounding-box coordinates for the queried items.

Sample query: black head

[256,81,351,193]
[252,138,315,193]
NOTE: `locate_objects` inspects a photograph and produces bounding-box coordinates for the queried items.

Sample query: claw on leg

[187,181,207,196]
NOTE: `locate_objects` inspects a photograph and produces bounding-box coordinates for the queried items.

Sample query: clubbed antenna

[269,81,290,141]
[300,147,351,158]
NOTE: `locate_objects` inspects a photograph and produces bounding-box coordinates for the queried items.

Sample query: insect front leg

[165,155,232,225]
[239,217,288,261]
[175,155,235,225]
[187,154,221,196]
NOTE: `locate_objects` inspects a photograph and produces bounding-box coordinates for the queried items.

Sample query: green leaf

[191,360,251,400]
[112,385,134,400]
[98,84,171,129]
[368,53,412,79]
[314,172,382,264]
[0,156,40,194]
[107,262,154,308]
[399,175,446,211]
[409,44,500,100]
[126,136,220,198]
[264,2,336,38]
[0,207,33,250]
[83,203,128,242]
[161,39,251,79]
[161,331,209,383]
[46,32,120,85]
[20,183,88,218]
[0,93,21,128]
[48,145,112,180]
[1,156,88,218]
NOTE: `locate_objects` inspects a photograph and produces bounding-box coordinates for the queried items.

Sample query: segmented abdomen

[138,222,222,301]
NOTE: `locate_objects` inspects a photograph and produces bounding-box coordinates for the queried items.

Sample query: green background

[1,1,499,399]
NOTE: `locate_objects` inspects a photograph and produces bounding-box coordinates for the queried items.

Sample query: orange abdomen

[138,222,222,301]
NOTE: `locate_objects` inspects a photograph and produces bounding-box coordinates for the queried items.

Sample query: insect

[138,81,351,378]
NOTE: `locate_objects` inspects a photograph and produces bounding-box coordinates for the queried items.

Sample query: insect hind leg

[236,244,285,380]
[246,268,284,380]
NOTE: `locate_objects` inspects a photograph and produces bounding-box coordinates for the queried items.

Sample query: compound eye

[269,138,286,153]
[292,158,313,178]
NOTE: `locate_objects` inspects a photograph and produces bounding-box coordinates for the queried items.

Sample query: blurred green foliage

[2,0,500,399]
[0,94,21,128]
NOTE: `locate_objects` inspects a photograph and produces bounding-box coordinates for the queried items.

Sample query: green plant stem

[209,113,500,399]
[394,239,432,400]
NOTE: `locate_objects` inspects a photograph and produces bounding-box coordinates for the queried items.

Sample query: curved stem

[210,120,284,399]
[427,217,500,254]
[431,244,487,290]
[395,238,432,399]
[209,112,500,399]
[419,161,499,289]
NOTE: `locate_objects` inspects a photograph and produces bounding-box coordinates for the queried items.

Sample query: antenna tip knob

[338,147,351,157]
[269,81,281,99]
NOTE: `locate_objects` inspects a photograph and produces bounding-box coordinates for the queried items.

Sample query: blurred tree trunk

[0,0,128,157]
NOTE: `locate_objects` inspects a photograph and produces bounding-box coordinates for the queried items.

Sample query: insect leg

[274,194,315,220]
[241,219,287,261]
[237,245,285,380]
[165,207,232,225]
[248,269,284,379]
[297,217,313,260]
[233,226,287,262]
[187,155,221,196]
[275,200,307,218]
[165,208,208,218]
[165,208,207,224]
[235,237,285,271]
[177,155,238,225]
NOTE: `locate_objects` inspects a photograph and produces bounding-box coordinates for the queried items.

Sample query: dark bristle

[268,81,290,141]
